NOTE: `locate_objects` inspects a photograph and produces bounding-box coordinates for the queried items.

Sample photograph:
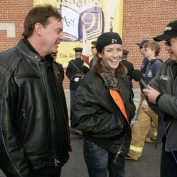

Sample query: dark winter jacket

[121,59,134,88]
[140,57,149,75]
[149,59,177,152]
[0,40,71,177]
[144,59,163,85]
[71,65,135,155]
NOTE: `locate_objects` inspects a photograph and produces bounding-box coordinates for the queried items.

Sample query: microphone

[131,69,148,89]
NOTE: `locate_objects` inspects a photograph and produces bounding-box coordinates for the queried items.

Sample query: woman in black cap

[71,32,135,177]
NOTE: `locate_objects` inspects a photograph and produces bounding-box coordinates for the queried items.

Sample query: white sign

[0,23,15,37]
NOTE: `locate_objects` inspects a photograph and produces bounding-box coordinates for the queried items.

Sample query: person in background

[52,53,64,82]
[120,49,134,88]
[66,47,89,135]
[66,47,89,109]
[0,5,71,177]
[143,20,177,177]
[136,39,157,142]
[71,32,136,177]
[89,40,97,69]
[126,41,162,161]
[136,39,150,76]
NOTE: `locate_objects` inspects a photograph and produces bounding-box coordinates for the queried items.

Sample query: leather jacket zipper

[40,62,56,165]
[113,132,127,164]
[114,146,123,164]
[53,63,71,149]
[54,158,60,167]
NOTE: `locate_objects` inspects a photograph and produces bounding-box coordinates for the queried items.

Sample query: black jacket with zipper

[149,59,177,152]
[0,40,71,177]
[71,70,135,155]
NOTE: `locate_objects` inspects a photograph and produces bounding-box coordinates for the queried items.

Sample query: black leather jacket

[71,70,135,155]
[0,40,71,177]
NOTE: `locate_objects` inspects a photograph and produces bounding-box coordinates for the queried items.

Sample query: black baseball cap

[154,20,177,41]
[136,40,149,47]
[96,32,122,51]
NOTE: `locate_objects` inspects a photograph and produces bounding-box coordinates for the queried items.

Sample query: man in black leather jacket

[0,5,71,177]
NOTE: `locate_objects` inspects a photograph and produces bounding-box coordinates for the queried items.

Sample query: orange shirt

[110,89,129,123]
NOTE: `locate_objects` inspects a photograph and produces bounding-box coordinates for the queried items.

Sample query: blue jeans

[83,139,125,177]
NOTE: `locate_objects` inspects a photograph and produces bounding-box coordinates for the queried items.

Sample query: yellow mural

[33,0,123,67]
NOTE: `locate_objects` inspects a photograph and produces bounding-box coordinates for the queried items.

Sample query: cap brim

[153,33,176,41]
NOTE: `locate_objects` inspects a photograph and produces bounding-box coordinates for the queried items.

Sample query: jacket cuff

[156,94,163,106]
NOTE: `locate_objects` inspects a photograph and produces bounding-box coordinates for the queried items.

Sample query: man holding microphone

[143,20,177,177]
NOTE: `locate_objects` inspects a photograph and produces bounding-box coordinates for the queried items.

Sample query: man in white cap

[143,20,177,177]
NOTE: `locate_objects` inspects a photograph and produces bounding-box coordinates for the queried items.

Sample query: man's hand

[143,85,161,104]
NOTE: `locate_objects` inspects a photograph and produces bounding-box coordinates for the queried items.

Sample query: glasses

[91,47,96,49]
[165,40,171,46]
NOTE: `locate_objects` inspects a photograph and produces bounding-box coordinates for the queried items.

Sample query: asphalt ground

[60,133,161,177]
[0,134,161,177]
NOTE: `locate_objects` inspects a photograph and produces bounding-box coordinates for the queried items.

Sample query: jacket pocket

[16,73,40,79]
[16,109,29,139]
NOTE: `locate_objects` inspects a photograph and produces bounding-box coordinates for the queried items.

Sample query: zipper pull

[114,150,122,164]
[54,158,60,167]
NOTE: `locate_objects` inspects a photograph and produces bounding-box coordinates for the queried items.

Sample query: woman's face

[98,44,122,70]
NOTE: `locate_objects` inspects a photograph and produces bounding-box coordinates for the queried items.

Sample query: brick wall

[1,0,177,88]
[122,0,177,69]
[0,0,32,50]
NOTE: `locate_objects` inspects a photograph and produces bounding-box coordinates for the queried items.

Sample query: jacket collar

[16,39,43,62]
[97,60,125,91]
[22,38,38,54]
